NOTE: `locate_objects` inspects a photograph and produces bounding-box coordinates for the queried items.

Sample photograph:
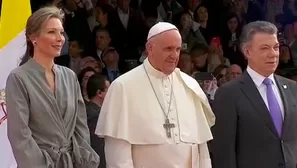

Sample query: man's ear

[107,36,111,44]
[96,89,102,98]
[242,44,250,59]
[146,41,153,55]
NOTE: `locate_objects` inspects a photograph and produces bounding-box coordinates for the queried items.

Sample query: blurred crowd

[25,0,295,103]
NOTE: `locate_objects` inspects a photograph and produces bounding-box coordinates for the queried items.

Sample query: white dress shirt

[87,15,99,31]
[96,50,105,67]
[246,66,284,118]
[82,0,94,10]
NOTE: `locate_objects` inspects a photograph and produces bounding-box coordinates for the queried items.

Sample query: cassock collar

[143,58,171,79]
[27,58,59,74]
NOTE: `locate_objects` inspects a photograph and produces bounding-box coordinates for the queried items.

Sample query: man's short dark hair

[190,43,209,55]
[96,3,113,14]
[68,38,84,49]
[87,73,108,99]
[102,47,117,57]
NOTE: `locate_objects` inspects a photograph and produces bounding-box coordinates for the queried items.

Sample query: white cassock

[95,58,215,168]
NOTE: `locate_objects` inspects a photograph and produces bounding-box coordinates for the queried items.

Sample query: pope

[95,22,215,168]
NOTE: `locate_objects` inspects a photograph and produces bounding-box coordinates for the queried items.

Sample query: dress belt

[39,143,72,154]
[51,144,72,154]
[39,143,73,166]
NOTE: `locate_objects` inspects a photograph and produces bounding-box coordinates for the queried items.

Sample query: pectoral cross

[163,118,175,138]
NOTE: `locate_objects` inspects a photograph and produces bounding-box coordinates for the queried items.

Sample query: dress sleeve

[74,78,91,144]
[73,78,100,168]
[105,137,134,168]
[6,73,53,168]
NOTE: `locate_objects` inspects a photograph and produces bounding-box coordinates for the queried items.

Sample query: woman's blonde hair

[19,6,64,66]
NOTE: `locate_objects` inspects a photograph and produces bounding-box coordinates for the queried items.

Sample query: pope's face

[147,30,182,75]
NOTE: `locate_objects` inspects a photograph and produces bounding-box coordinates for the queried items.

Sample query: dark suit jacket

[107,8,142,60]
[246,0,266,22]
[86,102,106,168]
[211,71,297,168]
[63,8,92,54]
[101,68,121,82]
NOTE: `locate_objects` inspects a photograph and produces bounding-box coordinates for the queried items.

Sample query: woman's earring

[33,41,37,45]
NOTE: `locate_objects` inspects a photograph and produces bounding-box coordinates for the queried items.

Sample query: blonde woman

[6,6,99,168]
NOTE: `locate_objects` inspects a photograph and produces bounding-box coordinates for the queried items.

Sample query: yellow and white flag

[0,0,31,167]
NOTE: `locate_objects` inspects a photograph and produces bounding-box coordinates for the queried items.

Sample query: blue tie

[263,78,283,137]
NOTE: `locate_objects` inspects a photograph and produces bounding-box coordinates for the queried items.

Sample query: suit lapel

[127,10,133,30]
[240,72,279,137]
[274,75,296,138]
[114,11,126,30]
[115,9,131,30]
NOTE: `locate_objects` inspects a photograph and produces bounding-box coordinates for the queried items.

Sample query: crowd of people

[42,0,297,101]
[3,0,297,168]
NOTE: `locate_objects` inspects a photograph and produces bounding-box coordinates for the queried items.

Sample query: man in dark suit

[107,0,143,61]
[211,21,297,168]
[86,74,110,168]
[101,47,122,82]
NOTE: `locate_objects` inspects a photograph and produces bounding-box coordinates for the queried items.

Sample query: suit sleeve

[105,137,134,168]
[6,73,51,168]
[86,106,106,168]
[211,85,237,168]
